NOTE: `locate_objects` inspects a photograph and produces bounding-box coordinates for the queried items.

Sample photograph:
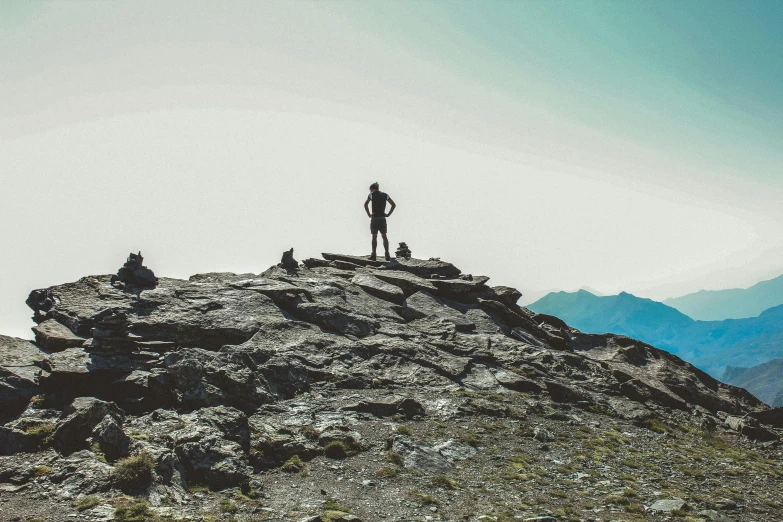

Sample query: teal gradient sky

[1,1,782,337]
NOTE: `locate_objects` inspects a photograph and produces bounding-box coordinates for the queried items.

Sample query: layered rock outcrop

[0,251,781,520]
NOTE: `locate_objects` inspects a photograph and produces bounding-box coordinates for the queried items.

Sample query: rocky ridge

[0,251,782,522]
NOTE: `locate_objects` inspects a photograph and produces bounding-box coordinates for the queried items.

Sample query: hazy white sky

[2,1,782,338]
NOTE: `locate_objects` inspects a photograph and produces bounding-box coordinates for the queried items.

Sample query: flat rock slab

[27,275,136,336]
[490,285,523,306]
[430,278,487,295]
[748,407,783,428]
[228,278,310,300]
[380,257,461,279]
[41,348,156,378]
[366,269,437,296]
[321,253,386,268]
[391,436,475,474]
[32,319,86,351]
[0,334,48,368]
[649,499,687,512]
[189,272,259,284]
[405,292,475,332]
[351,273,404,305]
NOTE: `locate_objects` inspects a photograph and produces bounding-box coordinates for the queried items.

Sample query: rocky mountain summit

[1,251,782,522]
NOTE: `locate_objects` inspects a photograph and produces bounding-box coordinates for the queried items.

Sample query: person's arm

[385,198,396,217]
[364,197,372,218]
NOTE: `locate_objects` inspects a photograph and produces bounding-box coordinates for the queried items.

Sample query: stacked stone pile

[395,242,412,260]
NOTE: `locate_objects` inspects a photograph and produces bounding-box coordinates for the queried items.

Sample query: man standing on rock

[364,182,396,261]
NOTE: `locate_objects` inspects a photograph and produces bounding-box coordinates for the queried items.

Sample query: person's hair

[369,182,379,190]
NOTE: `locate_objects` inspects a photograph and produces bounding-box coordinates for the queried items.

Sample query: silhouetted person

[364,182,396,260]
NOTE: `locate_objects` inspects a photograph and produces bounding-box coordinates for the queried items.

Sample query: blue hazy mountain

[528,290,783,378]
[663,274,783,321]
[722,359,783,407]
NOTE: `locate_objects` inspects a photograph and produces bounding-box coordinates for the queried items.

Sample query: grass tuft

[219,498,239,513]
[113,497,158,522]
[34,465,52,477]
[112,451,155,490]
[76,496,101,511]
[282,455,304,472]
[431,474,459,489]
[25,423,56,448]
[323,441,349,459]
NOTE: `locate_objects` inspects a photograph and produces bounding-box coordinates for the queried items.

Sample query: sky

[1,1,782,338]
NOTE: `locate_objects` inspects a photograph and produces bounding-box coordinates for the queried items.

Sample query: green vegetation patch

[323,440,355,459]
[25,422,56,448]
[641,418,668,433]
[282,455,304,472]
[376,466,399,478]
[459,432,480,447]
[114,497,158,522]
[431,474,459,489]
[90,442,108,463]
[76,496,102,511]
[384,451,404,467]
[406,490,437,505]
[219,498,239,514]
[34,465,52,477]
[29,394,47,408]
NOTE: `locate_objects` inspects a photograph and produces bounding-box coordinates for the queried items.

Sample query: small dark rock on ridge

[278,248,300,270]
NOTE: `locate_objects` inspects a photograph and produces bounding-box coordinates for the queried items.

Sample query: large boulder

[53,397,125,455]
[31,319,86,351]
[39,348,158,407]
[381,257,461,279]
[172,408,252,489]
[249,422,321,469]
[164,348,276,411]
[91,414,131,461]
[0,335,45,420]
[48,449,114,494]
[28,275,288,351]
[0,427,37,456]
[27,276,136,336]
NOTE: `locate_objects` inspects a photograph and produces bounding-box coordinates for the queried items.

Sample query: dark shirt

[368,191,391,217]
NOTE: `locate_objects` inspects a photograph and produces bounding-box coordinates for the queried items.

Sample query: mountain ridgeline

[528,289,783,379]
[1,251,782,521]
[723,359,783,408]
[664,274,783,321]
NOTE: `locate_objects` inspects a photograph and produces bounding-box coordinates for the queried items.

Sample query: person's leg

[381,233,390,259]
[371,233,378,260]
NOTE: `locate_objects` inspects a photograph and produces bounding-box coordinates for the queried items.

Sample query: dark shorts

[370,217,387,234]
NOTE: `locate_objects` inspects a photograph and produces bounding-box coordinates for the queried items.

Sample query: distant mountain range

[664,274,783,321]
[528,290,783,379]
[722,359,783,407]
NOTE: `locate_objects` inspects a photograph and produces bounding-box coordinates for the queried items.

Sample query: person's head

[369,182,379,192]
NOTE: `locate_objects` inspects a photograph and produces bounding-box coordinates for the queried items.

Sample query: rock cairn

[395,242,412,260]
[110,252,158,288]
